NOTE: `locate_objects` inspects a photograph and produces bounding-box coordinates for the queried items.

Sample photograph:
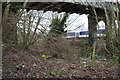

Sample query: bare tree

[2,2,27,43]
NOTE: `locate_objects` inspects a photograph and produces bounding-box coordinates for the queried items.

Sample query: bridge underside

[26,2,106,18]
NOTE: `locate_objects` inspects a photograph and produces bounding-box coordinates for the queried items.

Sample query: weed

[94,54,107,60]
[112,54,119,61]
[83,69,88,72]
[41,54,47,58]
[82,64,89,68]
[47,68,64,77]
[16,64,25,70]
[32,56,35,58]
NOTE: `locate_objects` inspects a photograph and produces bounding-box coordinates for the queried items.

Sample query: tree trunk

[88,16,97,45]
[2,2,17,43]
[105,11,114,55]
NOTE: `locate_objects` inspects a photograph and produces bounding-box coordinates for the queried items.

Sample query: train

[64,29,106,38]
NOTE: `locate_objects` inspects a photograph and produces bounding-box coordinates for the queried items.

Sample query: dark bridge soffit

[26,2,119,17]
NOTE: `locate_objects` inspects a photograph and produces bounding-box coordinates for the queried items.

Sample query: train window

[76,32,79,37]
[80,31,88,35]
[97,29,105,34]
[67,32,75,36]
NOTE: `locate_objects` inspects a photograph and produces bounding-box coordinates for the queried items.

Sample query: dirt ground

[2,44,119,80]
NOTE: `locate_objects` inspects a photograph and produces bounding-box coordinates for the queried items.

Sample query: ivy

[10,2,23,13]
